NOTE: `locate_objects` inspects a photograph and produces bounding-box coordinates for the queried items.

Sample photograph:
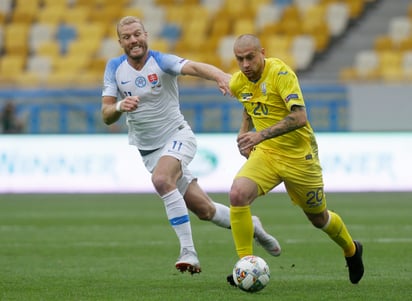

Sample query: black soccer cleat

[345,240,364,284]
[227,274,237,287]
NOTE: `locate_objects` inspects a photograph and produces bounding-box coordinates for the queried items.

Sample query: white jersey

[102,50,190,150]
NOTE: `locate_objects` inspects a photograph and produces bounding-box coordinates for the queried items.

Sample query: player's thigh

[235,148,282,196]
[283,157,326,214]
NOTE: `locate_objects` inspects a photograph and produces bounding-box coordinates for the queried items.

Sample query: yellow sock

[322,210,356,257]
[230,205,253,258]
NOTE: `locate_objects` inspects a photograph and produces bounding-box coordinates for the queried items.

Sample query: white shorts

[139,125,197,195]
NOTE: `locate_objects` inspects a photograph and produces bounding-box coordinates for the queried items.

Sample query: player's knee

[229,188,247,206]
[306,211,329,228]
[151,174,174,195]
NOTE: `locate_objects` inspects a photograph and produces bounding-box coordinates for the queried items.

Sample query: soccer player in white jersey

[101,16,281,274]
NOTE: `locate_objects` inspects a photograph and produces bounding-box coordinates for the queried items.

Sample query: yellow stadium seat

[36,41,61,57]
[89,4,123,24]
[75,22,106,40]
[150,38,170,53]
[67,39,100,56]
[0,54,26,83]
[262,35,292,57]
[62,7,91,24]
[374,35,394,53]
[344,0,364,19]
[378,50,402,82]
[4,23,30,55]
[339,66,358,83]
[233,19,256,36]
[42,0,68,8]
[36,6,65,25]
[53,55,89,74]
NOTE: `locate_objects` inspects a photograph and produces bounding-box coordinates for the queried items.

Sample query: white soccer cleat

[175,248,201,274]
[252,216,282,257]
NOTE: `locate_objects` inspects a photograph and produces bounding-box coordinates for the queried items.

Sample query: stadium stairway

[299,0,411,83]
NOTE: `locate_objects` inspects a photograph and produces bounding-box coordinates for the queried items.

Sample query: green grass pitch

[0,192,411,300]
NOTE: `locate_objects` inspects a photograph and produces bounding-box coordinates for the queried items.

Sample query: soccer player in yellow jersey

[226,34,364,285]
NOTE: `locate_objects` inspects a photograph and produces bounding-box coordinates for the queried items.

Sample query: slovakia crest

[148,73,161,88]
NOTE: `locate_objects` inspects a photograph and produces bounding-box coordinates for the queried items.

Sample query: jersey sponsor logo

[135,76,146,88]
[241,92,253,101]
[285,93,298,103]
[278,71,288,75]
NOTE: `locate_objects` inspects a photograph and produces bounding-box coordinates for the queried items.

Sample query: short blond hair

[117,16,146,37]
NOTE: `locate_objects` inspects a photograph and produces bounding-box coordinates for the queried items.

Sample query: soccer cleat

[345,240,364,284]
[227,274,237,287]
[175,248,201,274]
[252,216,282,257]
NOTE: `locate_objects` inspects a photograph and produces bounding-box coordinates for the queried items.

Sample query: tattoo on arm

[260,106,305,140]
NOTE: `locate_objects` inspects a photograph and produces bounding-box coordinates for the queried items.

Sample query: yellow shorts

[235,147,327,214]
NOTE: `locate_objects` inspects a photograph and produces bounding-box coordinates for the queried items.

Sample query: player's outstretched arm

[181,61,232,96]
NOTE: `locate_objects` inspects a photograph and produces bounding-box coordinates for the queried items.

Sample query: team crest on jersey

[135,76,146,88]
[148,73,161,88]
[261,82,267,95]
[241,92,253,101]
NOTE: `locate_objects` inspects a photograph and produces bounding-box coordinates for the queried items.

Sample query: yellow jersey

[230,58,318,159]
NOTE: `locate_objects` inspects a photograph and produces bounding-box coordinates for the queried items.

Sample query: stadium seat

[140,5,166,38]
[344,0,365,19]
[4,23,30,55]
[98,37,122,59]
[67,39,100,57]
[354,50,379,80]
[36,5,66,25]
[291,34,315,70]
[0,0,13,24]
[378,50,403,82]
[36,41,61,57]
[11,0,39,24]
[0,54,26,84]
[374,35,394,53]
[233,18,256,36]
[262,35,292,57]
[62,7,91,24]
[326,2,350,37]
[388,16,411,45]
[255,3,283,34]
[26,55,53,78]
[29,23,56,54]
[217,35,237,69]
[201,0,225,14]
[293,0,320,14]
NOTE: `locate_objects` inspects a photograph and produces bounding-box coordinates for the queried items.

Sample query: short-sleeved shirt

[230,58,318,159]
[102,50,189,150]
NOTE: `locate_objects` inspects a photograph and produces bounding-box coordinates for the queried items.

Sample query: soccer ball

[232,255,270,293]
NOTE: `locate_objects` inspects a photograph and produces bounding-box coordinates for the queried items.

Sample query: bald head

[233,34,262,52]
